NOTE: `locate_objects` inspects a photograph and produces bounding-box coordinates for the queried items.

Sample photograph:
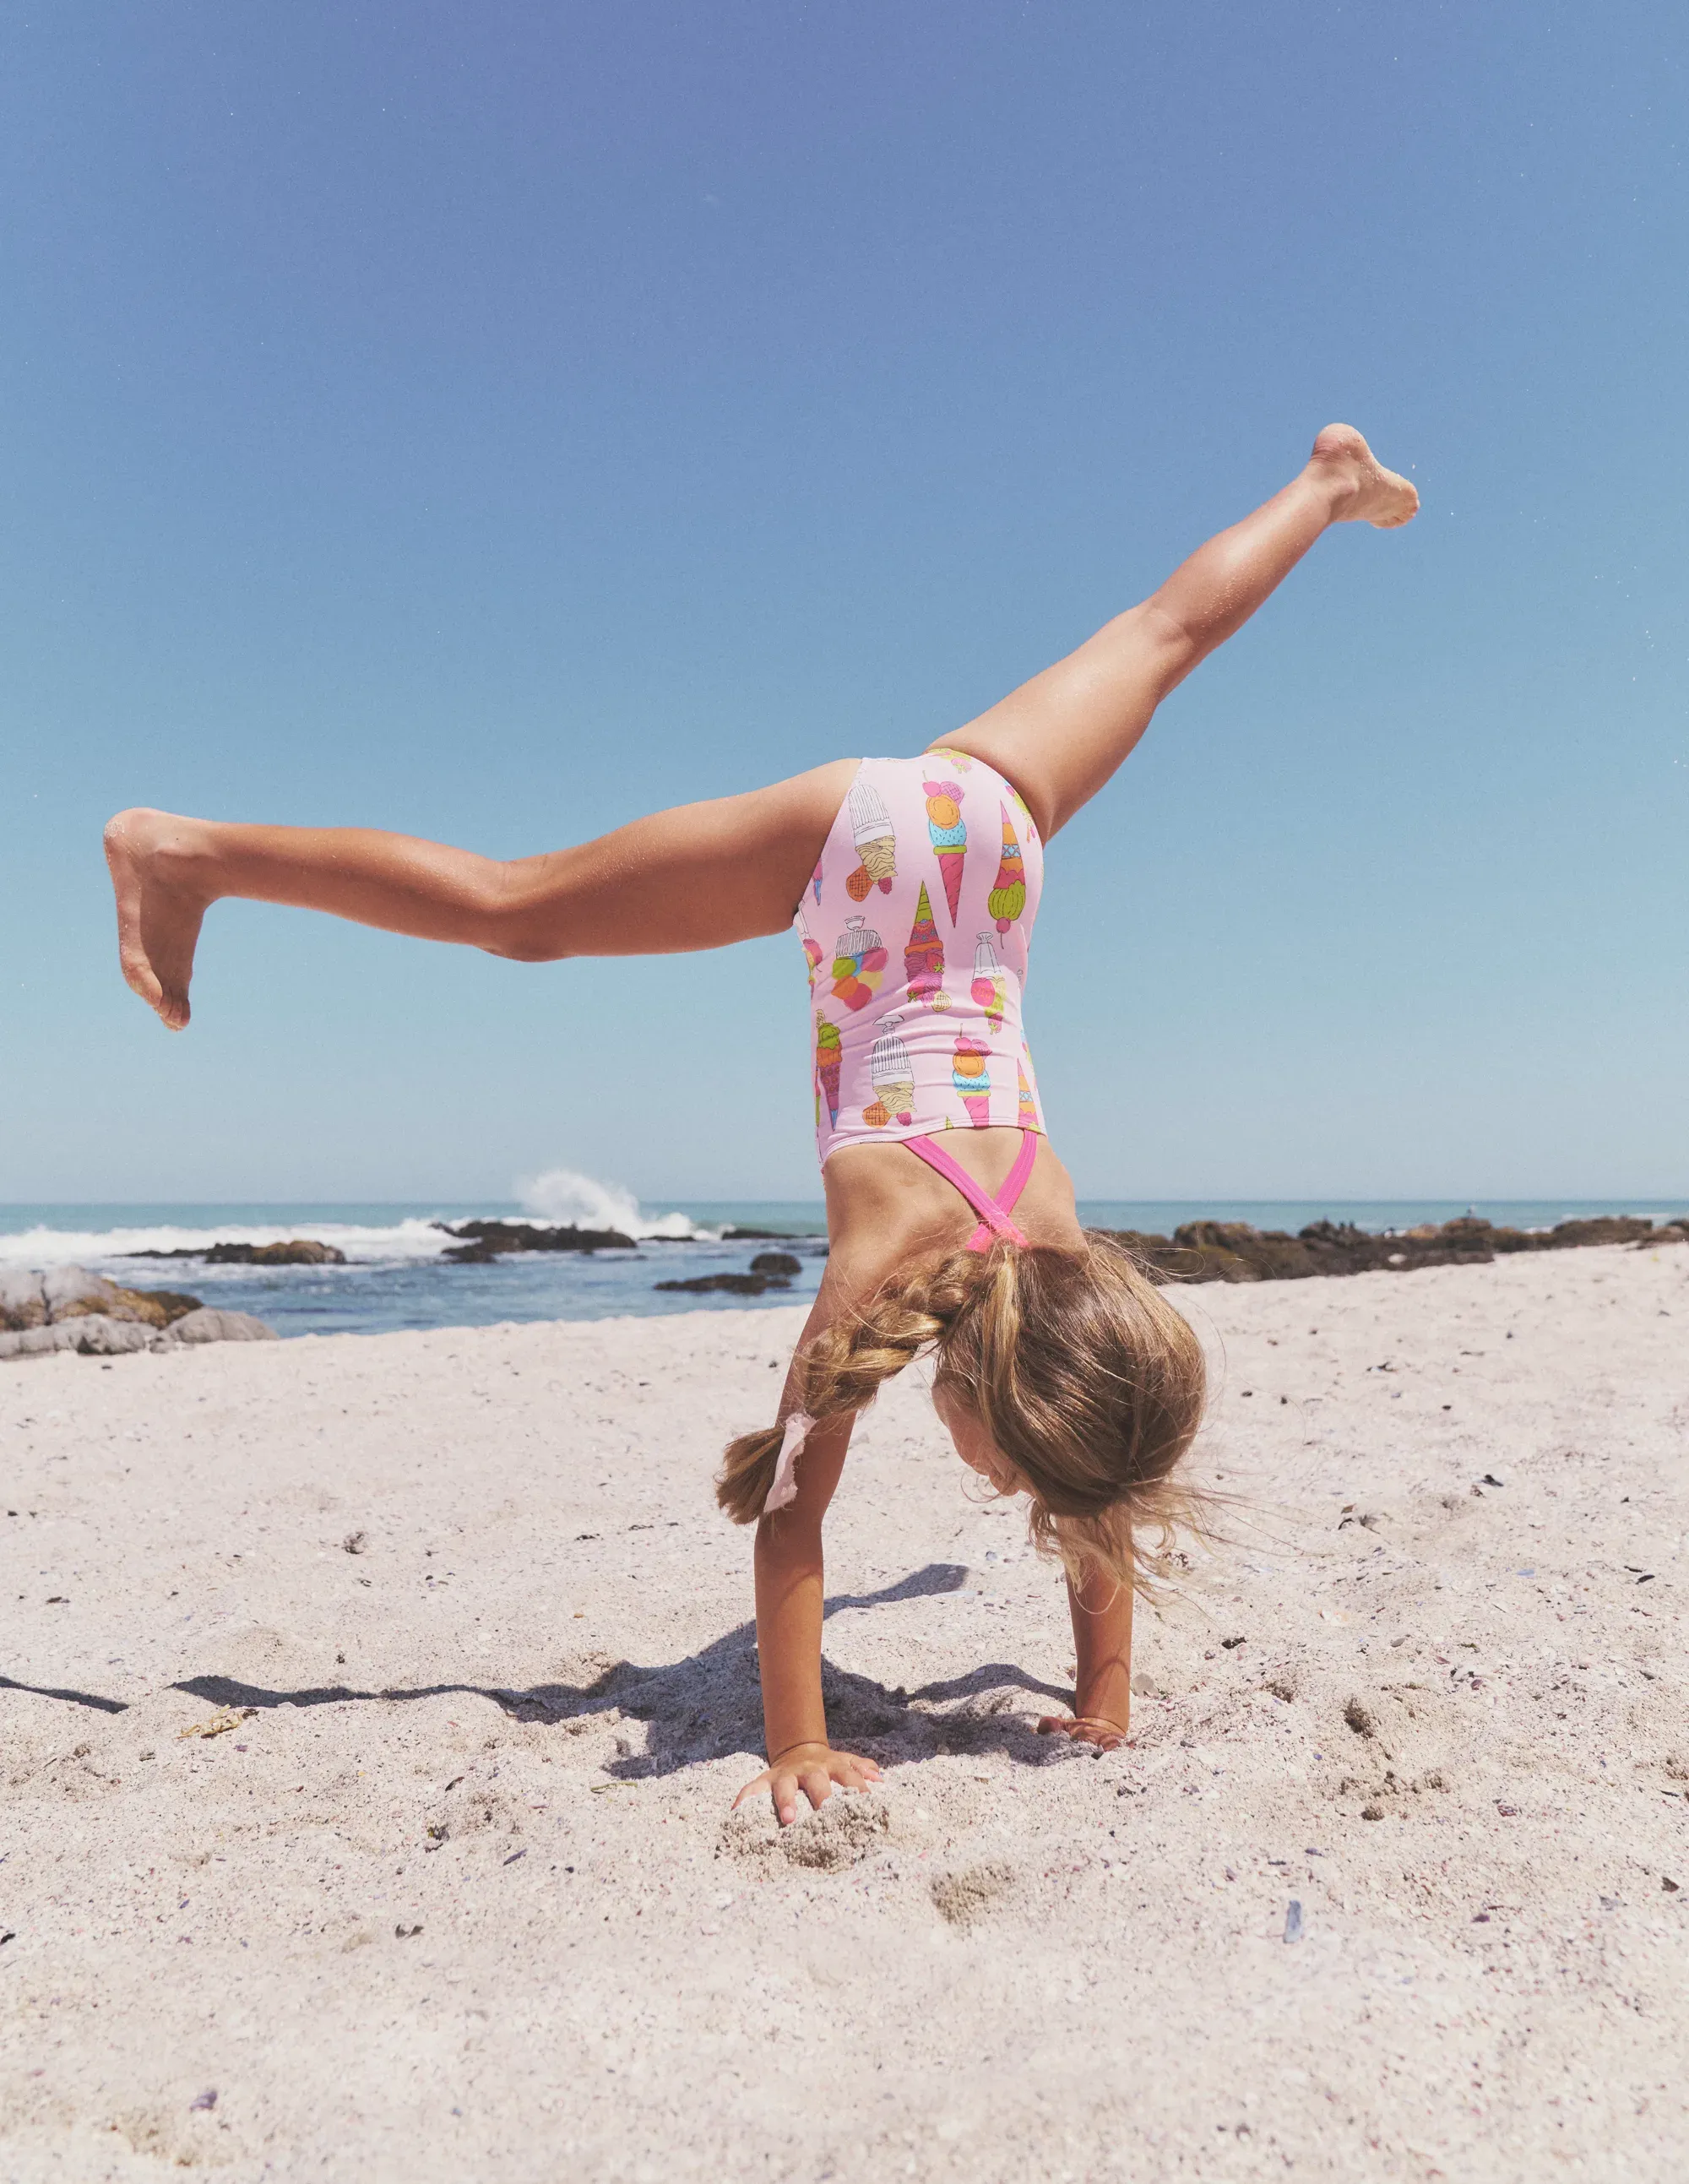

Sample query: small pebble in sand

[188,2089,217,2112]
[1284,1900,1303,1942]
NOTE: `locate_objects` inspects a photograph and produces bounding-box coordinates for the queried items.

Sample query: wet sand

[2,1242,1685,2181]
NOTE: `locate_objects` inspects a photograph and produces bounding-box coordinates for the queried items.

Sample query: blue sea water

[1,1195,1681,1340]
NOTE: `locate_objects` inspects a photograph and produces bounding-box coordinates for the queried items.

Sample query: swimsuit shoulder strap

[904,1129,1039,1252]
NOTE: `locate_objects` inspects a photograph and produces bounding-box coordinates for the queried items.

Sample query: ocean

[3,1189,1683,1340]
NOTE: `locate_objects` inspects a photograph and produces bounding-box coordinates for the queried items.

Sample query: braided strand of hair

[714,1247,995,1524]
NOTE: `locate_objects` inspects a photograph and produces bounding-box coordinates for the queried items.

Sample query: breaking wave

[518,1168,703,1240]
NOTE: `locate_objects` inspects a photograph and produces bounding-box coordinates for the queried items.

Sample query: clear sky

[3,3,1684,1205]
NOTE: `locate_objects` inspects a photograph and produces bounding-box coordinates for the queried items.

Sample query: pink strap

[904,1129,1039,1251]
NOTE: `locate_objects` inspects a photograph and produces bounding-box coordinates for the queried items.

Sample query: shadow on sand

[155,1563,1079,1776]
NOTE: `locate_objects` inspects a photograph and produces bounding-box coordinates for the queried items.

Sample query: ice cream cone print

[904,882,949,1010]
[922,777,967,922]
[829,915,888,1013]
[864,1012,915,1130]
[811,860,823,905]
[815,1019,843,1130]
[988,806,1026,937]
[970,932,1007,1034]
[845,778,897,899]
[930,746,975,772]
[952,1032,991,1127]
[1017,1053,1038,1129]
[795,905,823,991]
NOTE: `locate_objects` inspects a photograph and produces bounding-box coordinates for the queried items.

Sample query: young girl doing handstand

[105,425,1417,1825]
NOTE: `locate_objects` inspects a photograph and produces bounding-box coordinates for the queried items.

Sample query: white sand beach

[3,1242,1685,2181]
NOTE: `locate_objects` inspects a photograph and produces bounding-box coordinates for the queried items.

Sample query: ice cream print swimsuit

[796,751,1047,1165]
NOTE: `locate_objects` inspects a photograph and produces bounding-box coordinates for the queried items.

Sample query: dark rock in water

[1096,1213,1685,1286]
[721,1225,801,1241]
[749,1252,803,1277]
[434,1220,637,1261]
[653,1272,792,1296]
[122,1238,346,1265]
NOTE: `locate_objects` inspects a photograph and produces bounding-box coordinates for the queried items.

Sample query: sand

[2,1242,1686,2181]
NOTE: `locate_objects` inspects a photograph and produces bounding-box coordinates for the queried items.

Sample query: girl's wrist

[767,1737,828,1766]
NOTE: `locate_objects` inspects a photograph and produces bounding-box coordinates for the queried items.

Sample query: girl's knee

[477,863,569,962]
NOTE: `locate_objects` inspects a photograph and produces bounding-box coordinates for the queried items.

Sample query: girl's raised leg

[939,423,1417,838]
[105,758,857,1030]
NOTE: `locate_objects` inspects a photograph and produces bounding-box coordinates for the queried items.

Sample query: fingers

[1036,1714,1125,1750]
[731,1768,774,1812]
[773,1768,803,1827]
[735,1752,885,1828]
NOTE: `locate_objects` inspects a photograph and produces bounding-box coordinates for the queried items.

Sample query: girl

[105,424,1417,1826]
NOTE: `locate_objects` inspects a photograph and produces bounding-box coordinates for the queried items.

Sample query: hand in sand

[1036,1713,1128,1752]
[734,1742,882,1828]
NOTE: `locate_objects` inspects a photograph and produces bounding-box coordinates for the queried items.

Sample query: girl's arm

[730,1269,886,1826]
[1039,1567,1134,1751]
[732,1414,881,1825]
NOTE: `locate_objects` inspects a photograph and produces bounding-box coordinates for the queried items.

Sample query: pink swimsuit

[795,750,1047,1166]
[764,751,1050,1517]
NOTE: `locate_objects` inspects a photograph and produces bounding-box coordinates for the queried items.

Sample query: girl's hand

[732,1742,883,1827]
[1036,1713,1127,1752]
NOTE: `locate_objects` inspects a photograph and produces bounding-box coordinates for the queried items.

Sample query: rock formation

[0,1266,274,1360]
[1099,1213,1689,1285]
[432,1220,639,1263]
[122,1239,346,1264]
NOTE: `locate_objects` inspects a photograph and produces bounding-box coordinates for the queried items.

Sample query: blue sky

[3,3,1684,1204]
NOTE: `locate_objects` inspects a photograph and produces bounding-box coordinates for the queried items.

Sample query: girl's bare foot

[103,809,214,1030]
[1307,423,1420,528]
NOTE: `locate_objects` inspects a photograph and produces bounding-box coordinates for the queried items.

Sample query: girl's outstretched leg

[106,759,856,1030]
[941,423,1418,837]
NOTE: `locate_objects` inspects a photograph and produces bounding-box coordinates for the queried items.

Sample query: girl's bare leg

[939,423,1418,838]
[105,759,857,1030]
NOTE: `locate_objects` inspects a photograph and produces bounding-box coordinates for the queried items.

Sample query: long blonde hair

[716,1236,1208,1595]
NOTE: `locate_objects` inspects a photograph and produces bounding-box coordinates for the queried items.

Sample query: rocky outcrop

[749,1252,803,1277]
[0,1265,272,1361]
[433,1220,638,1263]
[654,1271,794,1296]
[1099,1214,1689,1286]
[155,1307,279,1346]
[0,1315,155,1359]
[122,1239,346,1265]
[0,1269,50,1329]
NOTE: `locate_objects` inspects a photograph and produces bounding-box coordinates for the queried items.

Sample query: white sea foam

[0,1217,459,1270]
[518,1167,703,1240]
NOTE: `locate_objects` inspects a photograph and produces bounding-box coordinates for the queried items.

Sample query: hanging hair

[716,1235,1209,1595]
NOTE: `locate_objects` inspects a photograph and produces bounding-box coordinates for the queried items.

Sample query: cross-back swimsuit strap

[758,1127,1040,1518]
[903,1127,1040,1251]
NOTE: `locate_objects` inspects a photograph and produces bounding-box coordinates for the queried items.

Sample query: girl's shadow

[172,1564,1081,1776]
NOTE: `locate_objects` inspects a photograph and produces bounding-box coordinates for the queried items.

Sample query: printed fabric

[796,749,1047,1167]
